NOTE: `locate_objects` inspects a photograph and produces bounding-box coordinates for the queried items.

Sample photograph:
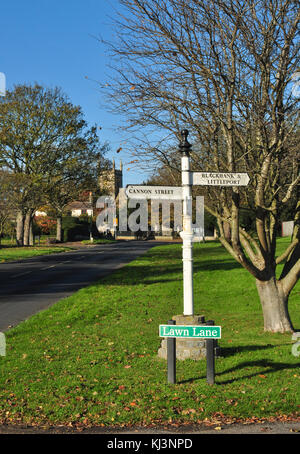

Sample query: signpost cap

[179,129,191,156]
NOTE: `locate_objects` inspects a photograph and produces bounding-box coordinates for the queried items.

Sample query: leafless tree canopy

[103,0,300,332]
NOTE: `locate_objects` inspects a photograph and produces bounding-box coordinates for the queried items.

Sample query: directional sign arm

[125,185,183,199]
[192,172,249,186]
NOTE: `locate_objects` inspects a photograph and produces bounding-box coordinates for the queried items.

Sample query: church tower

[99,160,123,198]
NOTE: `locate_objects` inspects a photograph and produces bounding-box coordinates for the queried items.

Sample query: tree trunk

[23,211,31,246]
[256,277,294,333]
[29,219,34,246]
[223,221,231,242]
[56,215,62,242]
[16,211,24,246]
[23,209,35,246]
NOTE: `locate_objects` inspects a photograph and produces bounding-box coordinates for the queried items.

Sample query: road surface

[0,241,161,331]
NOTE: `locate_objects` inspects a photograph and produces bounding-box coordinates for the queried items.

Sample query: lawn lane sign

[125,185,183,200]
[192,172,249,187]
[159,324,221,339]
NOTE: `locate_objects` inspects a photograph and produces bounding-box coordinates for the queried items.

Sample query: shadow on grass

[178,356,300,385]
[217,359,300,385]
[219,344,278,358]
[96,259,241,287]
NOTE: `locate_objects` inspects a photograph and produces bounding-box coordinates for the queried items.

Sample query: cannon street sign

[192,172,249,186]
[125,185,183,200]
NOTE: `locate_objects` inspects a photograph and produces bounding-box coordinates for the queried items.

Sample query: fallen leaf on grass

[129,402,137,407]
[181,408,197,415]
[226,399,238,406]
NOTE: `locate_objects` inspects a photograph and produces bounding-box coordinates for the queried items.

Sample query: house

[35,161,123,220]
[66,200,93,217]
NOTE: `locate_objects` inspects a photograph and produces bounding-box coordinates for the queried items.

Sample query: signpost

[179,131,194,316]
[125,185,183,200]
[125,129,250,382]
[178,130,250,317]
[159,320,221,384]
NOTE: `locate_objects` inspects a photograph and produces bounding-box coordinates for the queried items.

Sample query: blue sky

[0,0,147,185]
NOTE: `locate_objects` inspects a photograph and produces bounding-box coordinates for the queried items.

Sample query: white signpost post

[125,133,249,320]
[179,129,249,317]
[179,133,194,316]
[126,131,249,380]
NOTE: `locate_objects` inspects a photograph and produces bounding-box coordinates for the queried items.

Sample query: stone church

[99,159,123,199]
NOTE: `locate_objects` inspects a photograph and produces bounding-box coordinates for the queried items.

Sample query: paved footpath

[0,421,299,435]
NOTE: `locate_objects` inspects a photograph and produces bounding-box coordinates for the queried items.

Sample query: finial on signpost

[179,129,191,156]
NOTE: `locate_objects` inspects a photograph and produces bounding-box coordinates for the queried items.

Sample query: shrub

[62,216,90,242]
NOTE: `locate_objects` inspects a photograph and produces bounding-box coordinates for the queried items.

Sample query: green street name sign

[159,325,221,339]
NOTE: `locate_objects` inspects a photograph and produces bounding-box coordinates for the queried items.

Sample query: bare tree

[103,0,300,332]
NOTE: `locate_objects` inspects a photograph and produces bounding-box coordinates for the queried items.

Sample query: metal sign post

[179,130,195,316]
[177,129,250,317]
[167,320,176,384]
[205,320,216,385]
[159,319,221,384]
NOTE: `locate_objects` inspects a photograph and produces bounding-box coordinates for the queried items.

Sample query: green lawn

[0,238,299,428]
[0,246,74,262]
[81,239,116,245]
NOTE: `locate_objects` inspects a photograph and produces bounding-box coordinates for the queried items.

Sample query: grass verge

[0,238,299,427]
[0,246,74,263]
[81,239,116,245]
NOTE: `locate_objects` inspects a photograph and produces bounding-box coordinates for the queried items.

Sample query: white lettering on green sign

[159,325,221,339]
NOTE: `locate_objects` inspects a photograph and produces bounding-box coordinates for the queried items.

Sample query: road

[0,241,161,332]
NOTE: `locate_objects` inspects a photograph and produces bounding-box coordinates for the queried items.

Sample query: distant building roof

[67,201,93,210]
